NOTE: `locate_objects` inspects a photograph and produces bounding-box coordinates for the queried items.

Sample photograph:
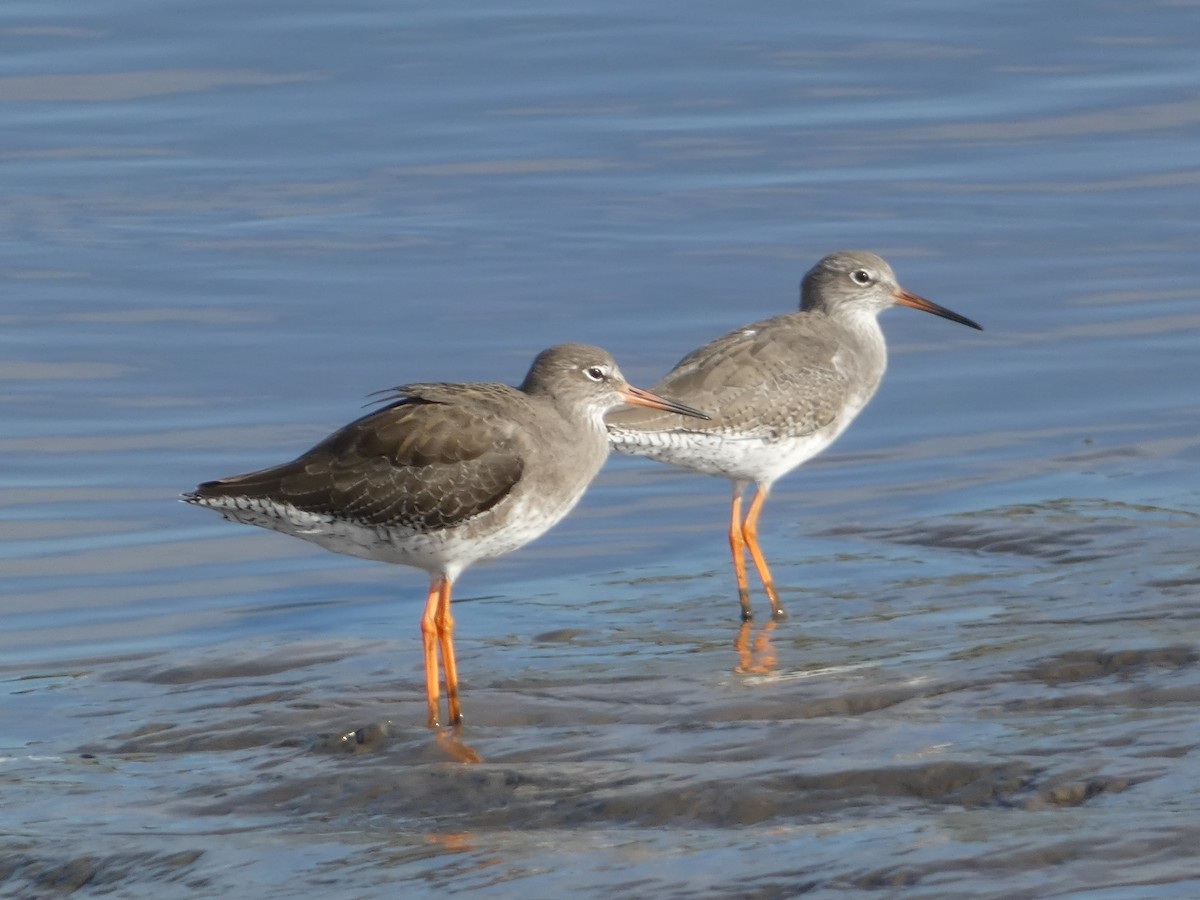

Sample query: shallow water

[4,0,1200,896]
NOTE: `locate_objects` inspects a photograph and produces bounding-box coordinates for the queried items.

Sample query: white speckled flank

[191,466,596,581]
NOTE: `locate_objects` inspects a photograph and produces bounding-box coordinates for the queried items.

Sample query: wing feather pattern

[608,312,858,440]
[188,384,529,532]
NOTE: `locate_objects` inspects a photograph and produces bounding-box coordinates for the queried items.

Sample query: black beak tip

[675,402,711,420]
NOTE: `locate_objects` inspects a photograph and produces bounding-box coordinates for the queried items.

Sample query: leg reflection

[435,725,483,764]
[733,619,778,675]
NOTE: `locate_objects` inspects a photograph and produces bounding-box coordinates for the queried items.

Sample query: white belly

[614,428,839,483]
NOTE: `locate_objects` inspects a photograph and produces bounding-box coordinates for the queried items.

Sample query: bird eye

[850,269,872,285]
[584,365,607,381]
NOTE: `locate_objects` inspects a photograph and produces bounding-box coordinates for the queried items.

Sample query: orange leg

[742,484,786,619]
[435,578,463,726]
[421,578,444,727]
[728,483,753,620]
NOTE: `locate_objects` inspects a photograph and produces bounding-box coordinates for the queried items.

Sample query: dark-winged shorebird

[185,343,707,728]
[607,250,982,621]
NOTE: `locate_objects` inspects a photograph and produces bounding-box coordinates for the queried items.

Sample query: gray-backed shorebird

[607,251,981,621]
[185,343,707,727]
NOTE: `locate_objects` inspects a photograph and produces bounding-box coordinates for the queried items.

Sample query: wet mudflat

[7,486,1200,896]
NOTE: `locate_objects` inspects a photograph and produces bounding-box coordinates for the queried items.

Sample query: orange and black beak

[894,289,982,331]
[619,384,710,419]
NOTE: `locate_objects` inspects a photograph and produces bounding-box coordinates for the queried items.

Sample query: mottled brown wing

[189,383,528,531]
[608,312,854,438]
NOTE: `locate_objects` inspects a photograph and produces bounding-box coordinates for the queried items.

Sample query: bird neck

[559,400,610,437]
[840,309,889,378]
[527,387,609,440]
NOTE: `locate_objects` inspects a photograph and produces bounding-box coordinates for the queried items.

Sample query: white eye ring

[850,269,872,286]
[584,365,607,382]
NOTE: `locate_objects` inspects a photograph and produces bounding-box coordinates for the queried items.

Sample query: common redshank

[184,343,708,728]
[607,250,982,621]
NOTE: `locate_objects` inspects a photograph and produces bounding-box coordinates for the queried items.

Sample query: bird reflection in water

[734,620,778,675]
[435,727,483,763]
